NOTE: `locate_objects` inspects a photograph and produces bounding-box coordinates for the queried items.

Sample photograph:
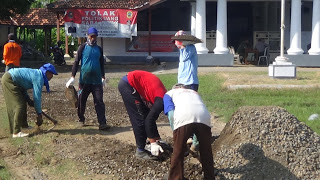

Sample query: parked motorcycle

[50,41,66,66]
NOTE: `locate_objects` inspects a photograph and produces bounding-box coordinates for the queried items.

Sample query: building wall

[0,26,14,52]
[98,0,314,62]
[101,31,179,57]
[0,27,8,47]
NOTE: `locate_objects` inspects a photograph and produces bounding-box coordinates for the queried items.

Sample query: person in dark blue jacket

[1,63,58,138]
[66,27,109,130]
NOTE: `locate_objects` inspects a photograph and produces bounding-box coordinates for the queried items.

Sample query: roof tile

[47,0,150,10]
[13,8,63,27]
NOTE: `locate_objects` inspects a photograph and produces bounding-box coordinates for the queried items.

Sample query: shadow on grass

[29,123,169,136]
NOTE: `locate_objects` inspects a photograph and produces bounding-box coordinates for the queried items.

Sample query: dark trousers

[169,123,215,180]
[77,83,106,125]
[183,84,199,92]
[118,79,160,149]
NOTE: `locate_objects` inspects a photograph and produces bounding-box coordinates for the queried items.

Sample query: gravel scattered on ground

[1,64,320,179]
[213,106,320,180]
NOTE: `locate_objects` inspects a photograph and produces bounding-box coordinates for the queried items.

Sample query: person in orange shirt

[3,33,22,72]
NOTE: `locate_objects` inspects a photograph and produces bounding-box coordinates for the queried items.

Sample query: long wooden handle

[42,112,58,124]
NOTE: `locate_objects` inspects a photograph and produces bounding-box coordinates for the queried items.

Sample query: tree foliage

[0,0,35,20]
[31,0,56,8]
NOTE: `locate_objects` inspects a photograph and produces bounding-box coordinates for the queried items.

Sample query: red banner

[127,35,177,52]
[64,9,137,38]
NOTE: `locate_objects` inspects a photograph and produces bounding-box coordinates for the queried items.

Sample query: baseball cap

[40,63,57,92]
[40,63,58,75]
[88,27,98,36]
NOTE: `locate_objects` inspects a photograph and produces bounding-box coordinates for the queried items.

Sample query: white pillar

[191,2,196,36]
[269,0,296,79]
[275,0,288,62]
[308,0,320,55]
[214,0,229,54]
[287,0,304,55]
[195,0,209,54]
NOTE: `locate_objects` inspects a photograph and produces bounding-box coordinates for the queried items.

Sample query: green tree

[0,0,35,20]
[31,0,56,8]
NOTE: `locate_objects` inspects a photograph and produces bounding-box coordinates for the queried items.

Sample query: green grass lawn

[0,102,11,180]
[157,73,320,134]
[0,158,11,180]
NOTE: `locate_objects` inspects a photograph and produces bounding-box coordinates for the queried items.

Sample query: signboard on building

[64,9,137,38]
[127,35,177,52]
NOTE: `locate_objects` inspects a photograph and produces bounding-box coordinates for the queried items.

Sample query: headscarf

[39,63,58,92]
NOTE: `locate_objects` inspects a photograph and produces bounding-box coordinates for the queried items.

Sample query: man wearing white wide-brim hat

[173,30,199,92]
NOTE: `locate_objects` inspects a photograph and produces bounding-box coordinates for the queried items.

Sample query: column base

[213,47,230,54]
[268,61,296,78]
[195,44,209,54]
[275,56,289,62]
[287,48,304,55]
[308,48,320,55]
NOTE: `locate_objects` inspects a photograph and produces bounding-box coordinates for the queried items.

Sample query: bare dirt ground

[1,62,319,179]
[0,62,226,180]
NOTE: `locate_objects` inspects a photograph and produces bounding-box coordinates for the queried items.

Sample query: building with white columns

[183,0,320,66]
[4,0,316,66]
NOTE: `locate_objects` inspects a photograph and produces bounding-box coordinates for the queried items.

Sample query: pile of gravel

[213,106,320,180]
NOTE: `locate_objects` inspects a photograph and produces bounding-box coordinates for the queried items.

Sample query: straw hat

[171,30,203,44]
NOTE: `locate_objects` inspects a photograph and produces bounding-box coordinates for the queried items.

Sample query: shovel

[33,111,58,134]
[42,111,58,132]
[36,111,58,132]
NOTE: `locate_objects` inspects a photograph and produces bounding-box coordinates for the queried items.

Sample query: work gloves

[151,142,164,156]
[102,78,106,88]
[66,77,106,88]
[36,114,43,126]
[66,77,75,88]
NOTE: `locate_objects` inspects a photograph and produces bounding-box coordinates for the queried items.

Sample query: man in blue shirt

[66,27,109,130]
[1,63,58,138]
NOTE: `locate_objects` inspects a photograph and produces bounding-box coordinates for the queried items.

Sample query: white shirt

[165,88,211,130]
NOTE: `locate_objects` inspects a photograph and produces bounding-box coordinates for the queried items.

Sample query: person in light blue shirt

[1,63,58,138]
[174,30,199,92]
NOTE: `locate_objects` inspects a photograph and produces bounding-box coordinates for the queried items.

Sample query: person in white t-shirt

[163,84,215,180]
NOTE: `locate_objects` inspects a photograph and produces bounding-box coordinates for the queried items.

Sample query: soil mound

[213,106,320,180]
